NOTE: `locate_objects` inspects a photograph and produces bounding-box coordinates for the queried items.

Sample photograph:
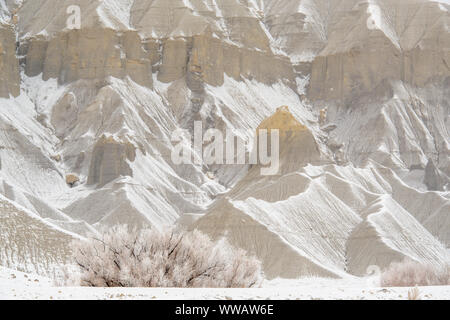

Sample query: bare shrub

[408,287,421,300]
[64,225,262,288]
[380,259,450,287]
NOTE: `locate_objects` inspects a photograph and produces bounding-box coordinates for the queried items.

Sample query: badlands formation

[0,0,449,280]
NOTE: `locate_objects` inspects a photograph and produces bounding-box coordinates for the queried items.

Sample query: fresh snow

[1,266,449,300]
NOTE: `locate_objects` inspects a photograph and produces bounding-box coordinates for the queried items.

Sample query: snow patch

[366,0,400,49]
[96,0,133,30]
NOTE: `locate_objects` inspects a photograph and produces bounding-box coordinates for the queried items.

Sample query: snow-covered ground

[1,267,448,300]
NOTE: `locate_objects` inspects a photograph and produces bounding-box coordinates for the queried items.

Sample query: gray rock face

[0,24,19,98]
[87,137,136,187]
[424,158,449,191]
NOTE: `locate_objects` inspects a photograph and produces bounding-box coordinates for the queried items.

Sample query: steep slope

[308,0,449,101]
[261,0,449,181]
[0,194,75,276]
[190,108,449,279]
[347,194,448,275]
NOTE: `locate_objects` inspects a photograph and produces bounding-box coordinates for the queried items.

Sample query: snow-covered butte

[0,0,448,282]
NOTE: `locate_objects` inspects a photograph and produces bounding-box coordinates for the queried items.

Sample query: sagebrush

[408,287,421,300]
[64,226,262,288]
[380,259,450,287]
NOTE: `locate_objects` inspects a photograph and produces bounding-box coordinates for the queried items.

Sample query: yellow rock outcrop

[254,106,325,175]
[65,174,80,187]
[257,106,308,137]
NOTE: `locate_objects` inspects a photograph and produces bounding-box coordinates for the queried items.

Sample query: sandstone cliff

[0,24,19,97]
